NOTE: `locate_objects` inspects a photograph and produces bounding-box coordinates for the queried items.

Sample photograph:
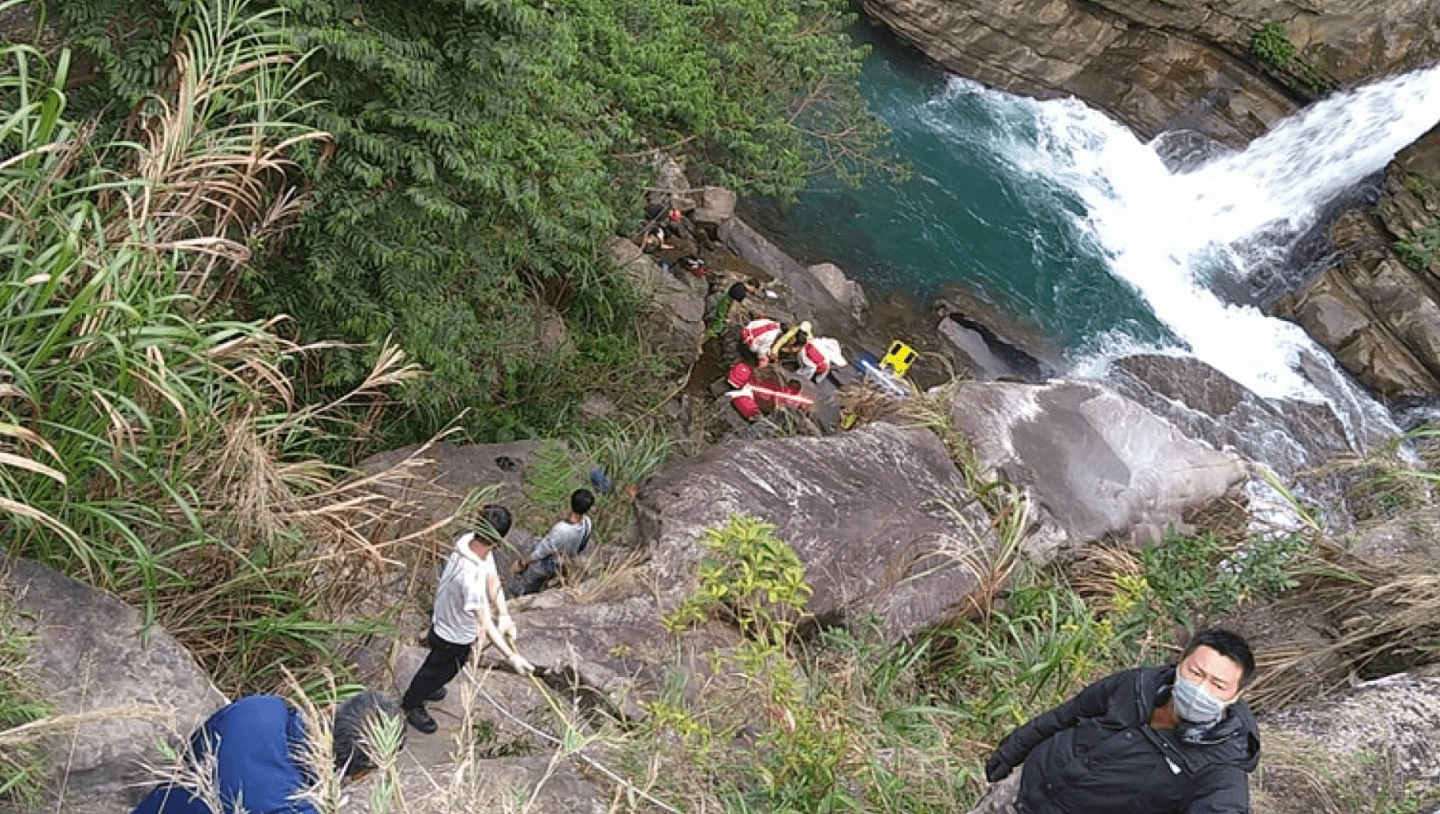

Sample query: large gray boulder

[502,596,738,719]
[356,438,554,535]
[635,421,994,640]
[946,378,1248,560]
[1,558,224,813]
[807,262,869,323]
[691,185,738,232]
[1103,353,1396,477]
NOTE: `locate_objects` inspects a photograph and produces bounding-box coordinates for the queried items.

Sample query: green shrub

[0,1,418,696]
[43,0,896,448]
[635,612,973,814]
[1251,22,1297,68]
[1129,531,1306,631]
[929,567,1135,730]
[1395,224,1440,272]
[569,418,673,501]
[1403,174,1438,201]
[1248,22,1338,93]
[666,514,811,644]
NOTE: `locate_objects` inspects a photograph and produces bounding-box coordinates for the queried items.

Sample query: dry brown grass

[1249,556,1440,710]
[836,378,909,431]
[1250,730,1348,814]
[120,3,330,307]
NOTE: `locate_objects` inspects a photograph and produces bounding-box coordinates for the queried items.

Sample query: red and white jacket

[798,341,830,380]
[741,319,781,356]
[727,385,760,420]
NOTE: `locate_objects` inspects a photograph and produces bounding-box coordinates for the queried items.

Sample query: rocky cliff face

[861,0,1440,147]
[1274,125,1440,407]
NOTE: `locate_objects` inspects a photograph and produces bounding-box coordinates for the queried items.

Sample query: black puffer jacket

[990,665,1260,814]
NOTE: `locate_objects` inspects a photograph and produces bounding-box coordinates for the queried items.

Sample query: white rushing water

[980,64,1440,414]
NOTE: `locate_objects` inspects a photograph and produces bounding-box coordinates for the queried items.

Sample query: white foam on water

[1181,65,1440,248]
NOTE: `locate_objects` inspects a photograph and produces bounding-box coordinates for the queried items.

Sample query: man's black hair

[333,691,403,776]
[727,281,748,302]
[570,488,595,515]
[1181,628,1256,688]
[476,504,512,541]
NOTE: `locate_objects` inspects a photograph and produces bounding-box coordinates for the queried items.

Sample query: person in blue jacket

[973,628,1261,814]
[130,690,400,814]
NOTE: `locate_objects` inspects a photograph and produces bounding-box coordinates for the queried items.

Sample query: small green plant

[666,515,812,644]
[1136,531,1307,629]
[930,569,1132,727]
[1251,22,1297,68]
[522,441,588,522]
[1248,22,1338,93]
[1395,223,1440,272]
[570,419,672,498]
[1403,174,1438,201]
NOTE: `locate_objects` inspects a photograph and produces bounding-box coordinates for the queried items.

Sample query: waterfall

[776,54,1440,466]
[973,64,1440,454]
[1181,65,1440,249]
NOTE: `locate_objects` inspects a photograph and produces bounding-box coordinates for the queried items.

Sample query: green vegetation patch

[667,514,812,643]
[44,0,897,448]
[0,3,411,695]
[1250,22,1297,68]
[1395,223,1440,272]
[1248,21,1337,94]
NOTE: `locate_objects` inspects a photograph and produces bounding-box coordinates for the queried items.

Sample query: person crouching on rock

[798,335,847,382]
[401,505,535,734]
[741,317,782,363]
[765,320,810,368]
[511,488,596,596]
[974,628,1260,814]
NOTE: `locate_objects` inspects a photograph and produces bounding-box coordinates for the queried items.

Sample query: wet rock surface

[1103,353,1392,476]
[1276,125,1440,409]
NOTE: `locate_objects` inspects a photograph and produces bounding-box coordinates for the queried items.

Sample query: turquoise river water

[763,25,1440,412]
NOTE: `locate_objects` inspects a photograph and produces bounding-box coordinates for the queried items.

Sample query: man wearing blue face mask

[972,628,1260,814]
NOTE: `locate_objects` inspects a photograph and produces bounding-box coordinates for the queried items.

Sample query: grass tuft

[0,582,46,806]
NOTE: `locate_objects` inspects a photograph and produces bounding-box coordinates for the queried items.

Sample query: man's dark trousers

[515,554,559,596]
[402,627,472,710]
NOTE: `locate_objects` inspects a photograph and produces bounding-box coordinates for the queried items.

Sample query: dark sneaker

[426,686,447,702]
[406,706,438,734]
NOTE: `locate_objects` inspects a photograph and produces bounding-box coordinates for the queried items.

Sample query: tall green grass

[0,0,419,700]
[519,419,672,549]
